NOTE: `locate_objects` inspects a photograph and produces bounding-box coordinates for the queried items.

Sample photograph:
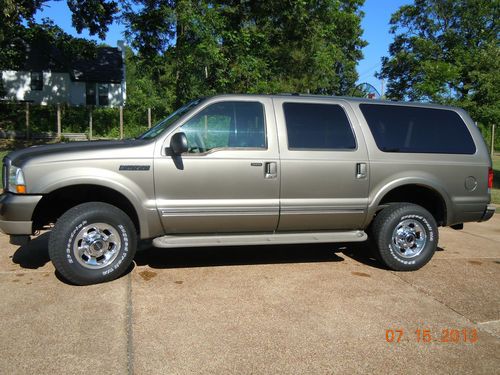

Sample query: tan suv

[0,95,495,284]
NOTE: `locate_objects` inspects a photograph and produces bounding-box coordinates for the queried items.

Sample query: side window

[283,103,356,150]
[86,83,96,105]
[98,83,109,106]
[30,72,43,91]
[359,104,476,154]
[179,101,266,153]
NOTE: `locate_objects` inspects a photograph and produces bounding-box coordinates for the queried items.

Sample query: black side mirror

[170,132,188,155]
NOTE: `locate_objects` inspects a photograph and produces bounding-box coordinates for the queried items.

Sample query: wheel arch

[32,184,151,238]
[368,179,451,226]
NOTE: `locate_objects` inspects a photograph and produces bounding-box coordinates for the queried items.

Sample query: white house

[0,41,126,107]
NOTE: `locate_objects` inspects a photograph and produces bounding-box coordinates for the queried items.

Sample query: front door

[154,97,280,234]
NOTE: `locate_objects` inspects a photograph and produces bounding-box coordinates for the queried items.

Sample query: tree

[122,0,366,104]
[377,0,499,129]
[0,0,119,69]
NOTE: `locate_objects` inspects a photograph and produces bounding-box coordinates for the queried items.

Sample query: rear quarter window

[359,104,476,154]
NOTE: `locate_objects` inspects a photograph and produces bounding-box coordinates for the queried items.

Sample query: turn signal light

[16,185,26,194]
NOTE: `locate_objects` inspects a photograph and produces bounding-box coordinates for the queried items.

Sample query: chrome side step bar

[153,230,367,248]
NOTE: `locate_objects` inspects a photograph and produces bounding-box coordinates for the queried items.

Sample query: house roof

[70,48,123,83]
[23,43,123,83]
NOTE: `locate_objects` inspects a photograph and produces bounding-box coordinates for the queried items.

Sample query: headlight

[8,165,26,194]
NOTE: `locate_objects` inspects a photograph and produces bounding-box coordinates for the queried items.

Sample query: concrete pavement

[1,216,499,374]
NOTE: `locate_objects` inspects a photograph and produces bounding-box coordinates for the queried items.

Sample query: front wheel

[371,203,438,271]
[49,202,137,285]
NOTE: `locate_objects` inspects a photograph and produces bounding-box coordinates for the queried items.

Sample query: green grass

[492,154,500,205]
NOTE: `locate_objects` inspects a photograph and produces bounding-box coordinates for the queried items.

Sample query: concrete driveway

[0,216,499,374]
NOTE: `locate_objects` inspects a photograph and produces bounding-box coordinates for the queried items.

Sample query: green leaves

[123,0,367,104]
[0,0,119,70]
[67,0,119,40]
[378,0,499,128]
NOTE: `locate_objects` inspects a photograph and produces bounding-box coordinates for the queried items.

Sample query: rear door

[273,98,369,231]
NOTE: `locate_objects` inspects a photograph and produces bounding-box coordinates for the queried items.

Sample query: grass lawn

[492,154,500,205]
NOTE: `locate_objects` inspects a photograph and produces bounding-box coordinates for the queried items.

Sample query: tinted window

[180,101,266,153]
[360,104,476,154]
[283,103,356,150]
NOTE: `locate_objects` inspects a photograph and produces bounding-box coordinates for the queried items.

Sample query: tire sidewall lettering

[65,220,87,264]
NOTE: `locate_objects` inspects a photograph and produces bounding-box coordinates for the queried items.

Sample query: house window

[0,74,5,96]
[86,83,96,105]
[98,83,109,106]
[30,72,43,90]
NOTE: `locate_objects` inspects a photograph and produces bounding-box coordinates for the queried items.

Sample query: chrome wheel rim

[391,219,427,259]
[73,223,121,269]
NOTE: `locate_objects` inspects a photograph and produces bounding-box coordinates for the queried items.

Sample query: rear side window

[283,103,356,150]
[360,104,476,154]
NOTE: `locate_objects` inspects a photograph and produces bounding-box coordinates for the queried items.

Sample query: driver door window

[179,101,266,153]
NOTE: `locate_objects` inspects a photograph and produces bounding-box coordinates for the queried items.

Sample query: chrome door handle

[265,162,277,179]
[356,163,367,179]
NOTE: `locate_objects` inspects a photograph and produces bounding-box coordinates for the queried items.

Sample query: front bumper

[0,193,43,235]
[479,204,496,222]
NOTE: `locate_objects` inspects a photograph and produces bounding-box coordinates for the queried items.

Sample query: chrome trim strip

[281,210,365,215]
[160,205,365,217]
[160,206,277,217]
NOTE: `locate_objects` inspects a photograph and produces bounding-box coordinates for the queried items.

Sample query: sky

[35,0,412,95]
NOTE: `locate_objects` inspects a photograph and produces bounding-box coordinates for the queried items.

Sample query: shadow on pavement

[134,242,384,270]
[11,233,388,274]
[12,232,51,269]
[340,242,388,270]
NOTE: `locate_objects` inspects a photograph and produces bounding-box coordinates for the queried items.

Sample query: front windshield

[138,99,203,140]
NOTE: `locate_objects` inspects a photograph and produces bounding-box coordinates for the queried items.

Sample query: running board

[153,230,367,248]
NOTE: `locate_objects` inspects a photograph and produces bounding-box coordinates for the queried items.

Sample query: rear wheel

[371,203,438,271]
[49,202,137,285]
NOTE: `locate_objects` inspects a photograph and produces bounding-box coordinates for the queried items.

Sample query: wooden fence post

[56,103,62,140]
[491,124,496,158]
[25,102,30,140]
[120,105,124,139]
[148,107,152,129]
[89,107,93,141]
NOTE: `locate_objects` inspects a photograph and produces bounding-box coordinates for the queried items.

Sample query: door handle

[265,162,277,179]
[356,163,367,179]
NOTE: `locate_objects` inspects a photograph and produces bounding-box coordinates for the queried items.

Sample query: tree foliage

[0,0,119,69]
[377,0,500,128]
[123,0,366,105]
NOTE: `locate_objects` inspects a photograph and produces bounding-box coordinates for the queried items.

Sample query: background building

[0,41,126,107]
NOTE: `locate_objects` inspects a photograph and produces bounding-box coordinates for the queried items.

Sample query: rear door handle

[356,163,367,179]
[265,162,277,179]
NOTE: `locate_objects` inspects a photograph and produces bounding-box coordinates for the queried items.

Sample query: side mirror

[170,132,188,155]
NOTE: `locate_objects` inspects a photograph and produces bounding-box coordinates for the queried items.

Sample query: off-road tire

[371,203,438,271]
[49,202,137,285]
